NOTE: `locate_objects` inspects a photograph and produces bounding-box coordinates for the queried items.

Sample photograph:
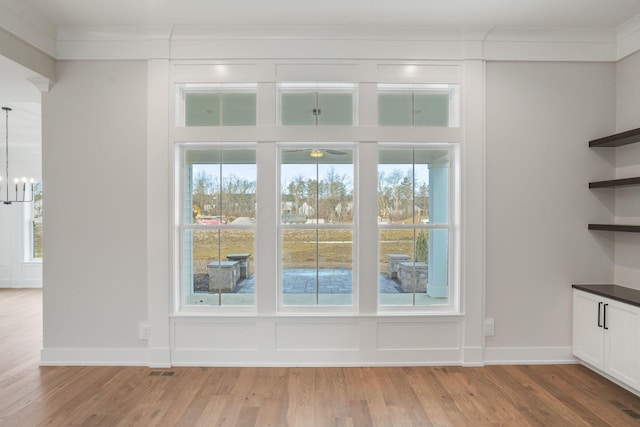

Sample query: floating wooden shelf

[588,224,640,233]
[589,128,640,147]
[589,177,640,189]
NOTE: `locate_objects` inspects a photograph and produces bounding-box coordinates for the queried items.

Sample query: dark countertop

[572,284,640,308]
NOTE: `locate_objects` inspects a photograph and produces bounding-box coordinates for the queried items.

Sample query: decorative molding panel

[173,321,259,350]
[169,316,465,366]
[376,321,459,350]
[174,63,259,83]
[275,322,360,351]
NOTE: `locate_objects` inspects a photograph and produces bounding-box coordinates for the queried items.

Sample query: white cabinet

[573,288,640,391]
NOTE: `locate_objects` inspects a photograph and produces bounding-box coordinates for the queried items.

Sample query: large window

[279,146,355,307]
[179,146,257,307]
[173,73,462,315]
[378,146,454,308]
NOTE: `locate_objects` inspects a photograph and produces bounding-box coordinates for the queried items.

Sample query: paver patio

[226,269,405,294]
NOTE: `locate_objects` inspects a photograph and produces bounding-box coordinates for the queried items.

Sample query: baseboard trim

[40,347,149,366]
[484,346,576,365]
[39,345,578,367]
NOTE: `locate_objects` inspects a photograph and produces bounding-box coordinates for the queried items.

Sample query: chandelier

[1,107,35,205]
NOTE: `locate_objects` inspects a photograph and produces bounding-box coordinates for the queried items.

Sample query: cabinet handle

[603,303,609,330]
[597,302,603,328]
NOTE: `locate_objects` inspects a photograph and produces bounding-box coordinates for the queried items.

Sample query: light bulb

[30,178,35,183]
[13,178,18,184]
[21,177,26,183]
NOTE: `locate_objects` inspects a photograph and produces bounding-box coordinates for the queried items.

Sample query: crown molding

[56,26,174,60]
[617,13,640,60]
[2,16,640,63]
[483,27,617,61]
[51,24,625,62]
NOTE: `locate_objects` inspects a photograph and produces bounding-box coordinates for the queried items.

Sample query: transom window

[278,83,357,126]
[176,84,257,126]
[378,84,460,127]
[279,146,355,308]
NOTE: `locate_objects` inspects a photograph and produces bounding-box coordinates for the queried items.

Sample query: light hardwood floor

[1,288,640,426]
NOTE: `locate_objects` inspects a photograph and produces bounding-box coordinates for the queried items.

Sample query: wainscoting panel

[170,316,465,366]
[376,321,460,350]
[275,321,359,351]
[173,321,258,350]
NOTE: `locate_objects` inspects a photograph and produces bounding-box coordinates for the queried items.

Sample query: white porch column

[427,161,449,298]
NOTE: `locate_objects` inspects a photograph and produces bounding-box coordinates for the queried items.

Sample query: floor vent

[623,409,640,419]
[609,400,624,409]
[149,371,175,377]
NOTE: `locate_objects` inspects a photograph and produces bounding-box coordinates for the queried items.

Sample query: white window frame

[377,143,460,314]
[277,143,358,313]
[176,143,258,313]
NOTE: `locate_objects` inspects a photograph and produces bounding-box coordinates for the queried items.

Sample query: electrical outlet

[483,318,495,336]
[138,322,150,340]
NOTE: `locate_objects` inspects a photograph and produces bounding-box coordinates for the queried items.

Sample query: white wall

[484,62,616,361]
[41,61,148,360]
[615,51,640,289]
[34,57,633,365]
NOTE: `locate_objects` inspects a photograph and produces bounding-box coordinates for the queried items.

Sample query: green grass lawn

[189,227,427,275]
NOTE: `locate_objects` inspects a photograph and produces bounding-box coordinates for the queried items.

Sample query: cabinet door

[573,290,604,369]
[604,299,639,388]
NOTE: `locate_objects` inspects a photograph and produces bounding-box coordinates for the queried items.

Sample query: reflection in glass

[187,149,257,225]
[281,149,354,225]
[185,229,255,306]
[183,147,257,306]
[280,146,355,307]
[377,146,451,306]
[378,229,448,306]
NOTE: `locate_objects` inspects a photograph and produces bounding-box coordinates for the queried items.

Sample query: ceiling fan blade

[323,149,347,155]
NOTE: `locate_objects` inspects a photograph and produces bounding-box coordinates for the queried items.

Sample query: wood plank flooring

[1,288,640,426]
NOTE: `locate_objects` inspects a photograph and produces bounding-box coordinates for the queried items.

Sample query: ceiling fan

[285,148,348,158]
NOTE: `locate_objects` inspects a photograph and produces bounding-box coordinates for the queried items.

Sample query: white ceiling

[17,0,640,29]
[2,0,640,149]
